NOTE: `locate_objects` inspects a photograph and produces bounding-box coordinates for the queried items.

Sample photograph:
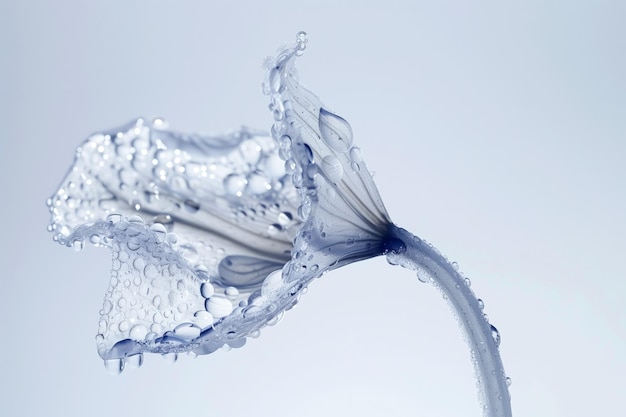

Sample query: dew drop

[144,264,159,279]
[106,213,122,223]
[183,199,200,213]
[127,239,141,251]
[321,155,344,183]
[125,353,143,369]
[349,147,362,163]
[104,358,124,375]
[477,299,485,310]
[284,159,297,174]
[295,31,308,55]
[490,324,501,347]
[319,108,353,152]
[162,352,178,363]
[72,239,85,252]
[194,310,214,328]
[225,286,239,298]
[277,211,292,225]
[247,173,271,194]
[506,377,512,387]
[268,223,282,235]
[205,296,233,318]
[298,202,311,220]
[464,277,472,287]
[129,325,148,341]
[152,295,161,308]
[118,320,130,332]
[224,174,247,197]
[174,323,201,340]
[200,282,215,298]
[296,31,308,44]
[149,223,167,241]
[102,300,113,314]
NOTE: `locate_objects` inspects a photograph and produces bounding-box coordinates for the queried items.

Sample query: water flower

[47,33,512,417]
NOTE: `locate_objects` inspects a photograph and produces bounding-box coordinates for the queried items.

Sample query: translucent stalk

[386,225,512,417]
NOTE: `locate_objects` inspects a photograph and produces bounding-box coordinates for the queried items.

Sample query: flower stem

[386,225,512,417]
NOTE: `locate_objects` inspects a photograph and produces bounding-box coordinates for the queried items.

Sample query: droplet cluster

[47,118,300,250]
[47,117,311,369]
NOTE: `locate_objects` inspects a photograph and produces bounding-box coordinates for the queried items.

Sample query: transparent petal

[263,35,393,279]
[47,118,302,360]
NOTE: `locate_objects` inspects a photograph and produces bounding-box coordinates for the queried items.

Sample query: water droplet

[194,310,214,328]
[118,320,130,332]
[125,353,143,369]
[268,223,282,235]
[319,108,353,152]
[296,31,308,44]
[247,173,271,194]
[144,264,159,279]
[149,223,167,240]
[451,261,459,270]
[107,213,122,223]
[102,300,113,314]
[162,352,178,363]
[205,296,233,318]
[183,199,200,213]
[225,286,239,298]
[239,140,261,164]
[298,202,311,220]
[464,277,472,287]
[224,174,247,197]
[349,147,362,163]
[417,269,430,283]
[284,159,297,174]
[104,358,125,375]
[490,324,501,347]
[200,282,215,298]
[477,299,485,310]
[277,211,292,225]
[321,155,344,183]
[132,257,146,272]
[129,325,148,341]
[127,239,141,251]
[174,323,201,340]
[72,239,85,251]
[506,377,512,387]
[295,31,308,55]
[152,295,161,308]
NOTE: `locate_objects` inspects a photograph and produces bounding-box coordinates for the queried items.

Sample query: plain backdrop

[1,1,624,416]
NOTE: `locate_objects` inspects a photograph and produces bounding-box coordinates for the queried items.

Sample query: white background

[1,1,624,416]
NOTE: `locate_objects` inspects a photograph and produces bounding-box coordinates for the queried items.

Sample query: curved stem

[386,225,512,417]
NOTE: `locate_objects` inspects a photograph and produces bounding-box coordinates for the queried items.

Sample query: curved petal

[263,34,393,279]
[47,118,303,367]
